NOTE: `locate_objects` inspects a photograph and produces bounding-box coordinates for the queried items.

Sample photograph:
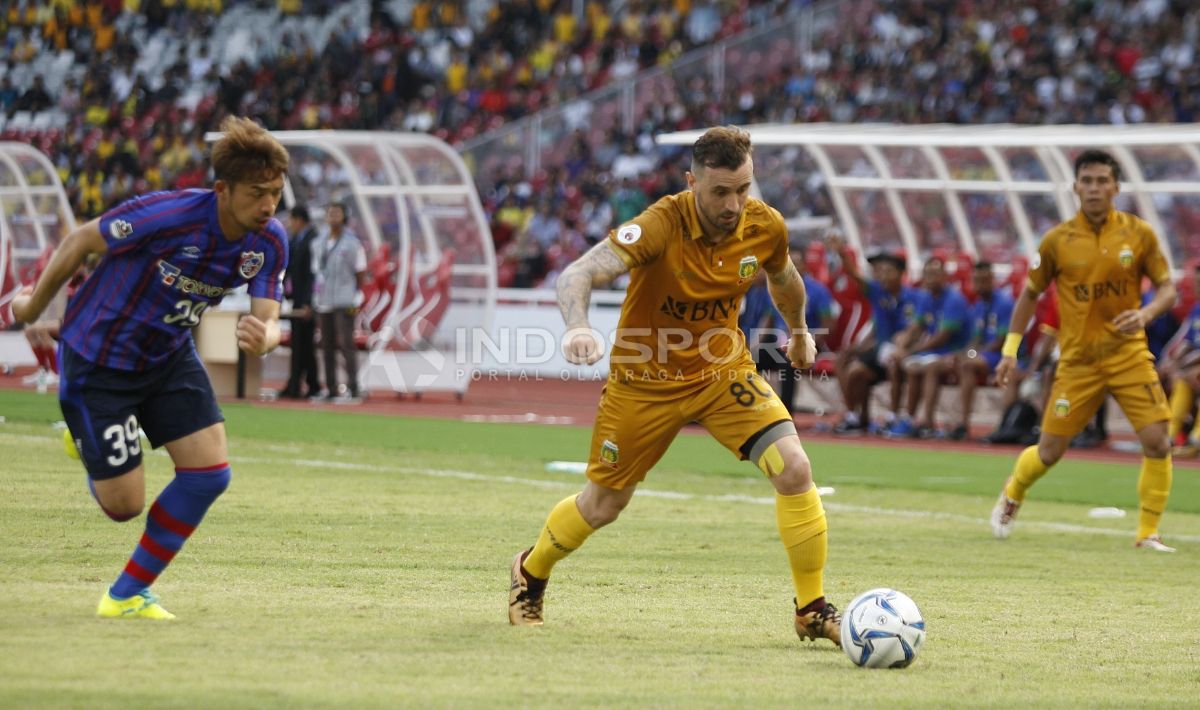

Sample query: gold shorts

[586,369,795,489]
[1042,353,1170,437]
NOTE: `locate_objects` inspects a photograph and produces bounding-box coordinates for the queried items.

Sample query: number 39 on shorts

[103,414,142,466]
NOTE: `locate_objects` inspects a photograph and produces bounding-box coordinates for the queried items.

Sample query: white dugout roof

[658,123,1200,277]
[262,130,497,346]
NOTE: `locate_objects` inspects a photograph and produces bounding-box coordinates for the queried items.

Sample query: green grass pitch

[1,390,1198,708]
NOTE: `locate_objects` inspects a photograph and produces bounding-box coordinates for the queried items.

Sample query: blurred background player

[953,261,1015,440]
[887,255,970,439]
[11,116,290,618]
[509,126,842,646]
[829,240,921,435]
[1161,264,1200,456]
[990,149,1176,552]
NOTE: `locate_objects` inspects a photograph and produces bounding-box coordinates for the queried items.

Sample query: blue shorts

[982,350,1002,372]
[59,343,224,480]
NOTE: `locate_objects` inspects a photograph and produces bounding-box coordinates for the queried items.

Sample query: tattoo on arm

[767,260,807,331]
[557,241,631,328]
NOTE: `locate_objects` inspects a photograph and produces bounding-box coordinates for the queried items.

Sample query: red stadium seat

[0,240,19,327]
[1171,257,1200,322]
[353,244,399,349]
[1003,255,1029,298]
[952,251,976,302]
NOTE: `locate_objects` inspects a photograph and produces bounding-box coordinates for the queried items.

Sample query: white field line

[4,429,1194,543]
[231,454,1200,544]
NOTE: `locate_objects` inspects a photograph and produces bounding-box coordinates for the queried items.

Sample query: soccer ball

[840,588,926,668]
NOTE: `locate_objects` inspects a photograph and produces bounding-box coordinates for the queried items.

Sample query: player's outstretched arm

[237,296,282,356]
[766,258,815,369]
[557,240,630,365]
[11,220,106,324]
[996,286,1040,386]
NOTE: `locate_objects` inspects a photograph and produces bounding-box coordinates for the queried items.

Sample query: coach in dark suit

[280,204,321,399]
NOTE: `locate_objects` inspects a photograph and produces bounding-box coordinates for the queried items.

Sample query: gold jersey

[1027,209,1170,365]
[607,191,789,388]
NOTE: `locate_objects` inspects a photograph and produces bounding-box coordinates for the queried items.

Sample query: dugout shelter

[0,141,76,332]
[657,123,1200,279]
[210,130,498,398]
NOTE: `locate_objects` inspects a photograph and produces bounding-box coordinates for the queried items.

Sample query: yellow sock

[1136,456,1172,540]
[1168,384,1192,441]
[1005,445,1049,502]
[776,487,828,608]
[523,494,596,580]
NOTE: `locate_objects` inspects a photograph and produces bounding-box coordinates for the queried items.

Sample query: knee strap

[756,442,786,477]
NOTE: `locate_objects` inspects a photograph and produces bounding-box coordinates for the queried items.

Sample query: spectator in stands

[886,256,970,439]
[830,240,922,435]
[280,203,321,400]
[610,176,648,226]
[0,77,18,117]
[952,261,1015,441]
[15,75,52,115]
[313,201,366,404]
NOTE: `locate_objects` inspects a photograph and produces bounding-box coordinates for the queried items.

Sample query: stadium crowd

[6,0,1200,439]
[4,0,1200,285]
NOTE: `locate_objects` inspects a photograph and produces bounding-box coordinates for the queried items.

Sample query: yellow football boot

[96,590,176,620]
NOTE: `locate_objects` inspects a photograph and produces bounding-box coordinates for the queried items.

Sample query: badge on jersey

[738,255,759,281]
[238,251,265,279]
[109,219,133,240]
[600,439,620,467]
[1118,246,1133,268]
[1053,396,1070,418]
[616,224,642,245]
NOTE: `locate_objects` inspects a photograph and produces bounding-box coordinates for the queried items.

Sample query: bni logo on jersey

[238,251,265,279]
[1118,246,1133,268]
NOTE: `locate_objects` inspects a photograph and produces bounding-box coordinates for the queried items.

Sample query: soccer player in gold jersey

[508,126,842,644]
[991,149,1177,552]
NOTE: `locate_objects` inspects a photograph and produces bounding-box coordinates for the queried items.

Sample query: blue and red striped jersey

[61,189,289,371]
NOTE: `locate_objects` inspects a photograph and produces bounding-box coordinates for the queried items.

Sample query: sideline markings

[231,454,1200,544]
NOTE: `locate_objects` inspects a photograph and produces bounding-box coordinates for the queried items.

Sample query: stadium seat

[951,251,976,302]
[1002,255,1029,298]
[381,249,456,351]
[0,240,19,328]
[1171,257,1200,322]
[353,244,399,349]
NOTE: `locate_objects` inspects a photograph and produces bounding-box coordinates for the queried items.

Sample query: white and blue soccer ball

[840,588,926,669]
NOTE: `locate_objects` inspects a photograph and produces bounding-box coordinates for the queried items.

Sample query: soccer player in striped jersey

[11,116,291,618]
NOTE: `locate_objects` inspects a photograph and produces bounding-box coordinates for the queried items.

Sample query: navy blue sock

[109,464,231,599]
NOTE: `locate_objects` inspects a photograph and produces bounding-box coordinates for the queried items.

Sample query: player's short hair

[211,116,289,185]
[291,203,309,221]
[974,260,993,271]
[1073,149,1121,181]
[691,125,752,172]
